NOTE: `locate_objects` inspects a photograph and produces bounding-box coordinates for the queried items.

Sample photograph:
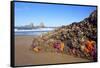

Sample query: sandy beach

[15,35,92,66]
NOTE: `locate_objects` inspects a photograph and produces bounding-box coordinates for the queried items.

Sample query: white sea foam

[15,28,55,32]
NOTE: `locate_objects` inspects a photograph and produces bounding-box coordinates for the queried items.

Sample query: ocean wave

[15,28,55,32]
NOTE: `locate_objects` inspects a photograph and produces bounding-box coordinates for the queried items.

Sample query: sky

[14,2,96,27]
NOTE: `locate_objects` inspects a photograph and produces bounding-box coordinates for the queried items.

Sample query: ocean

[15,28,55,36]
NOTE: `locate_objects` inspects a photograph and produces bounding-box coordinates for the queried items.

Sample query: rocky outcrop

[31,10,97,61]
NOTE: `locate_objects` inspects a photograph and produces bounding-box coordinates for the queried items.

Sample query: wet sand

[15,35,92,66]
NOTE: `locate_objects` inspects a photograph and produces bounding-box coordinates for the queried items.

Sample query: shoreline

[15,35,91,66]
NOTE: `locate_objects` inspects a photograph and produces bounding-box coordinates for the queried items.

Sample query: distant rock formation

[39,22,45,28]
